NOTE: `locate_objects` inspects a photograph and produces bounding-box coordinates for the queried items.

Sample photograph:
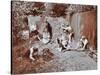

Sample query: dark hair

[45,21,52,39]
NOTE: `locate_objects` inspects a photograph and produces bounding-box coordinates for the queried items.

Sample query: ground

[12,45,97,74]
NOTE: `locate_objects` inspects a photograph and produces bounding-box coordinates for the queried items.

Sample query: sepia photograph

[11,1,97,74]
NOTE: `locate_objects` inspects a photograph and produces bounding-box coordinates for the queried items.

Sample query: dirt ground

[12,43,97,74]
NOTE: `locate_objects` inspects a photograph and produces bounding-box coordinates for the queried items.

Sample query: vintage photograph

[11,1,97,74]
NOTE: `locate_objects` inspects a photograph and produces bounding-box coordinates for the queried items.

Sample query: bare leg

[29,47,35,61]
[68,33,72,43]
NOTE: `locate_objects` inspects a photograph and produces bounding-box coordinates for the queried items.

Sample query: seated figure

[61,24,74,43]
[77,36,89,51]
[37,21,52,44]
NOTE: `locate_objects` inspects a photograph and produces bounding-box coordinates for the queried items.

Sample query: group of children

[28,15,89,61]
